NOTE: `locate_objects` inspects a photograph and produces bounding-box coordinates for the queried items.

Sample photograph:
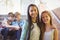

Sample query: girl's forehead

[42,13,47,15]
[42,13,49,16]
[29,6,37,9]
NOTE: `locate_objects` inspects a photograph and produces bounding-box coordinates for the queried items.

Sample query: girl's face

[8,14,14,21]
[41,13,50,24]
[15,15,20,21]
[29,6,38,18]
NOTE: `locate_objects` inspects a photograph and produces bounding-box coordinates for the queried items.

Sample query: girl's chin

[44,22,48,24]
[32,16,37,18]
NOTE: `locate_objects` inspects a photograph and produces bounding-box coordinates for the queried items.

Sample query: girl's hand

[0,25,6,28]
[13,27,20,30]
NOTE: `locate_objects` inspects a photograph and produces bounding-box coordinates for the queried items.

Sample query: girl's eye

[34,10,36,12]
[46,16,48,18]
[42,17,44,18]
[31,10,33,12]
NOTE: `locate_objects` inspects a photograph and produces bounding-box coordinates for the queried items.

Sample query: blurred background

[0,0,60,40]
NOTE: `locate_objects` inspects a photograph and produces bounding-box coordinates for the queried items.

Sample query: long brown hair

[40,11,52,40]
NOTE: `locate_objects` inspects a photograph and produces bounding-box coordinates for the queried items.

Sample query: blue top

[12,20,28,40]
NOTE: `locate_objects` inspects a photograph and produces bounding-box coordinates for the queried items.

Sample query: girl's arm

[2,20,20,30]
[20,20,28,40]
[54,29,58,40]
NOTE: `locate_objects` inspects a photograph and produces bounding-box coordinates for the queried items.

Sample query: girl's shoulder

[51,25,58,32]
[51,25,57,29]
[51,25,58,33]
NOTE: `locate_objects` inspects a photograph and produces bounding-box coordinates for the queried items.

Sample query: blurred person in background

[14,12,28,40]
[1,12,20,40]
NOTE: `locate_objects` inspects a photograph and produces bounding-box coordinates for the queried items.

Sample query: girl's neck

[32,17,36,23]
[17,19,20,22]
[45,23,51,27]
[45,23,52,32]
